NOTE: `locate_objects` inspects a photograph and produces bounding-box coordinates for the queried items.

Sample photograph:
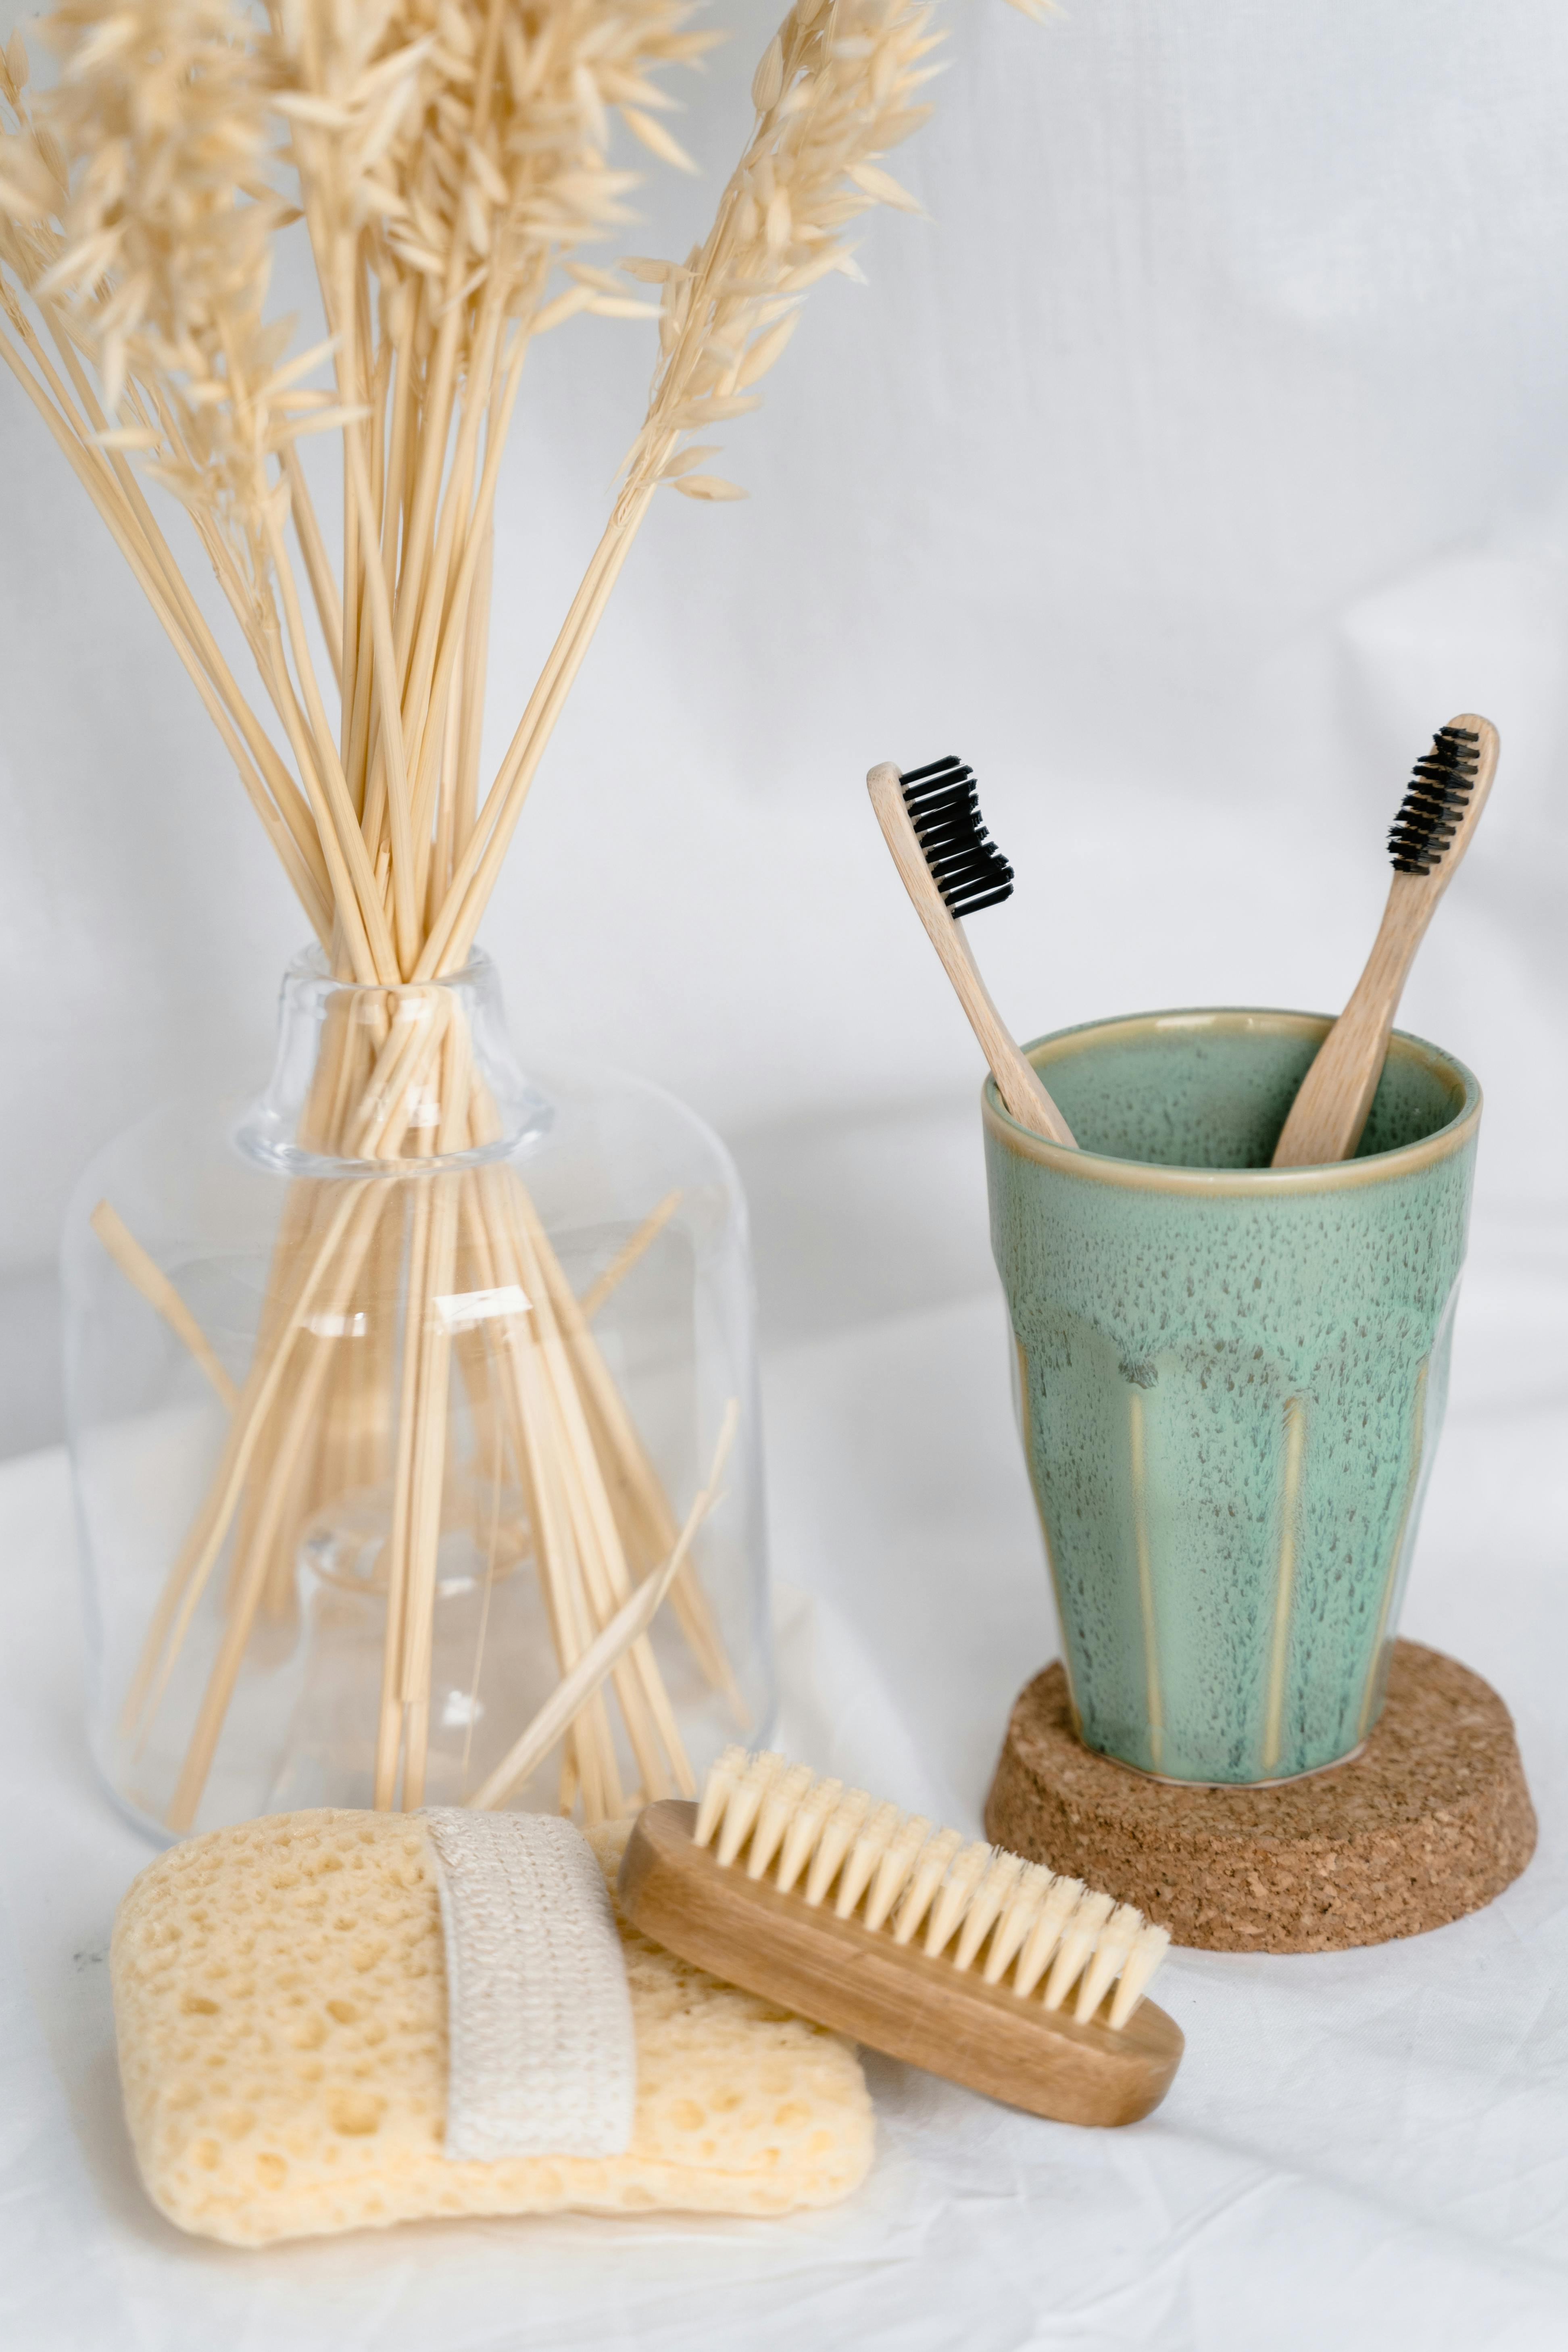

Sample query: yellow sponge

[111,1809,874,2245]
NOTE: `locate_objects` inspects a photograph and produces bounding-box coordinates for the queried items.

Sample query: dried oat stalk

[623,0,942,507]
[1,0,1026,1828]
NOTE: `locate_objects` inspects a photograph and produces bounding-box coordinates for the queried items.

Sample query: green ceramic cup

[984,1008,1480,1785]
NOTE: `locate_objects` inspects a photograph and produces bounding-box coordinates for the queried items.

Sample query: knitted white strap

[421,1810,636,2163]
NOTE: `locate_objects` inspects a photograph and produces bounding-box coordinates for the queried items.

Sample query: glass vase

[63,946,772,1842]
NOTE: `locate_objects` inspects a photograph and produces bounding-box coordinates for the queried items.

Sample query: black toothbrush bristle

[898,754,1015,917]
[1387,725,1480,875]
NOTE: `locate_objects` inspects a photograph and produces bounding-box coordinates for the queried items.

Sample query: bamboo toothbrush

[1272,715,1500,1168]
[867,757,1078,1148]
[620,1747,1183,2128]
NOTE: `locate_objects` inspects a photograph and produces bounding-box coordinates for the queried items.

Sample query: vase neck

[236,946,547,1176]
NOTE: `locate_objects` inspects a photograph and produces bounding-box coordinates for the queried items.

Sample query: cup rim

[982,1006,1482,1194]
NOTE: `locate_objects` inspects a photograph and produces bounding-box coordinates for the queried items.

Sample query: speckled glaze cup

[984,1009,1480,1785]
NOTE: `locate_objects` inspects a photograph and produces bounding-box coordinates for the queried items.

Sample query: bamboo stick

[579,1191,682,1322]
[122,1175,379,1739]
[165,1193,387,1831]
[263,497,386,955]
[340,391,361,778]
[417,490,655,978]
[387,0,505,695]
[452,523,492,863]
[529,1193,738,1703]
[32,315,336,917]
[456,1318,511,1800]
[471,1397,736,1813]
[89,1202,238,1409]
[281,442,344,688]
[259,619,386,986]
[400,292,515,870]
[0,327,334,939]
[373,1172,432,1809]
[464,1168,623,1816]
[435,638,462,903]
[512,1332,620,1822]
[396,1009,472,1804]
[344,423,420,973]
[502,1181,694,1795]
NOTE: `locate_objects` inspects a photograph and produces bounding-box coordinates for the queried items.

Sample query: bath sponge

[111,1808,874,2245]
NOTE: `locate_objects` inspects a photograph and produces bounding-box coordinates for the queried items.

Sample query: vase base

[984,1640,1537,1953]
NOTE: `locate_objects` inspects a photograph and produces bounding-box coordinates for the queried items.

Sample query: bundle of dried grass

[2,0,1011,1830]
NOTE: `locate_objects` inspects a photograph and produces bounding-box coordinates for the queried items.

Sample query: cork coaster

[984,1640,1536,1953]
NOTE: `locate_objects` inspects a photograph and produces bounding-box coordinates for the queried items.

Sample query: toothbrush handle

[1270,877,1431,1167]
[867,764,1077,1149]
[935,910,1079,1150]
[1273,714,1498,1169]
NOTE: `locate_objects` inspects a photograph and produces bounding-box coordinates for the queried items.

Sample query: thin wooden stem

[344,559,376,835]
[408,319,528,882]
[373,1175,432,1808]
[401,288,511,851]
[505,1189,692,1797]
[260,621,384,986]
[579,1191,683,1322]
[538,1220,737,1703]
[123,1176,378,1741]
[428,638,462,930]
[90,1201,238,1409]
[396,1010,472,1804]
[390,0,504,668]
[0,324,332,937]
[165,1186,388,1831]
[163,506,336,904]
[43,317,326,887]
[391,297,463,699]
[345,424,419,972]
[453,525,492,862]
[281,442,344,690]
[417,491,653,979]
[260,494,396,982]
[472,1401,737,1812]
[340,396,361,777]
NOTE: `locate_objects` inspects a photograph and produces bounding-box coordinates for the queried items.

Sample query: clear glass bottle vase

[63,946,772,1841]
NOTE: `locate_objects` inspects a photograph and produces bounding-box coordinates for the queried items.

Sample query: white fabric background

[1,2,1566,2344]
[1,0,1566,1437]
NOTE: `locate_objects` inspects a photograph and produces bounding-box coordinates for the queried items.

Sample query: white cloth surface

[422,1810,636,2164]
[1,1202,1565,2351]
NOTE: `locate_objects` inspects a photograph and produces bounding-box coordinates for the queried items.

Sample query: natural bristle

[1388,724,1481,875]
[899,755,1015,918]
[692,1750,1170,2030]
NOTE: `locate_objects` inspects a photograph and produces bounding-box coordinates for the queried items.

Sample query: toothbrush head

[1387,724,1482,876]
[898,754,1015,918]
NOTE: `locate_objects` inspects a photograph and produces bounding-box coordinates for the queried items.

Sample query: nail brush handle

[620,1799,1182,2127]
